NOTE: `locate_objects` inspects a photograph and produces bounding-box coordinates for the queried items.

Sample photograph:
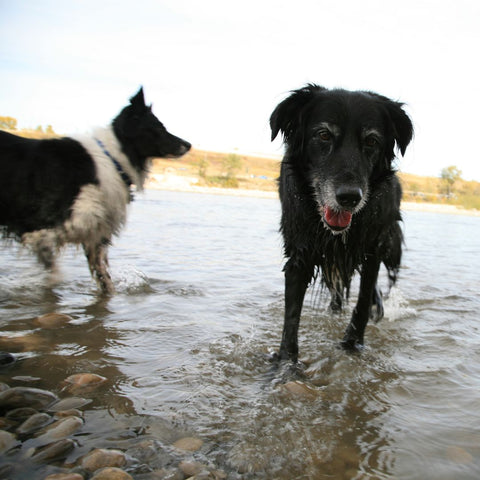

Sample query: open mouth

[323,205,353,232]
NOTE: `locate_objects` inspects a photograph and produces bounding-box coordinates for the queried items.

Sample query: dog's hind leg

[329,279,343,312]
[277,258,314,362]
[83,241,114,294]
[22,229,58,270]
[342,255,381,350]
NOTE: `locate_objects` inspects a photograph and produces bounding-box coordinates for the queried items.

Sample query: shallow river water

[1,189,480,479]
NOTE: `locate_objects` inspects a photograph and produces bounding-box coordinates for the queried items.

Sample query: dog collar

[94,138,134,200]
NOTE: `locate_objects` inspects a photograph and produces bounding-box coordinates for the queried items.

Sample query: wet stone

[90,467,133,480]
[279,381,321,400]
[44,473,84,480]
[172,436,204,452]
[125,439,170,466]
[35,416,83,445]
[63,373,107,394]
[31,438,76,463]
[0,382,9,392]
[6,406,38,420]
[81,448,127,472]
[16,412,52,435]
[55,408,84,418]
[0,386,58,410]
[0,429,19,453]
[178,460,207,477]
[49,396,92,412]
[34,312,73,329]
[12,375,41,382]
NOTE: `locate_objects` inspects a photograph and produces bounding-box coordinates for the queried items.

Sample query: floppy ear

[371,94,413,156]
[270,84,326,142]
[386,101,413,156]
[129,87,146,111]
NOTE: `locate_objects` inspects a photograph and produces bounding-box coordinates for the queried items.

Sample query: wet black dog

[270,84,413,361]
[0,87,191,293]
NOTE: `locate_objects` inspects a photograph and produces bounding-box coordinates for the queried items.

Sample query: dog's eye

[314,130,333,142]
[364,135,379,147]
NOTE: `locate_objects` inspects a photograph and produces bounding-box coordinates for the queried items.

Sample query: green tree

[0,116,17,130]
[198,156,209,178]
[440,165,462,197]
[222,153,242,178]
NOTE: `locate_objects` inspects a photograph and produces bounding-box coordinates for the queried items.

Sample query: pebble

[280,380,321,400]
[6,406,38,420]
[63,373,107,393]
[0,386,58,410]
[0,333,45,351]
[172,436,204,452]
[35,416,83,445]
[55,408,84,418]
[16,412,52,435]
[34,313,73,329]
[0,429,19,453]
[0,376,231,479]
[90,467,133,480]
[178,460,207,477]
[81,448,127,472]
[49,396,92,412]
[44,473,84,480]
[31,438,76,462]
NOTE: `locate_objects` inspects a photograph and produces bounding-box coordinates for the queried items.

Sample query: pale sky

[2,0,480,181]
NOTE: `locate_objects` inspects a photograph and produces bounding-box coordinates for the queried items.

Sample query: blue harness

[95,138,134,200]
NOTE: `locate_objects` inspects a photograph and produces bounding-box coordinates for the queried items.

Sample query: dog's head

[271,84,413,234]
[113,87,191,171]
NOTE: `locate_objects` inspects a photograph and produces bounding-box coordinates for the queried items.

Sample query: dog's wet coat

[270,84,413,361]
[0,88,191,293]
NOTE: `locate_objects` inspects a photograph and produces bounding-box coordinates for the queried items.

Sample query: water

[1,189,480,479]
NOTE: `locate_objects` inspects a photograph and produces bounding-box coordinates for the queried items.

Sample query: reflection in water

[0,190,479,478]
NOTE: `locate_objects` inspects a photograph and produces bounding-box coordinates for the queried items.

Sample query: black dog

[0,87,191,293]
[270,84,413,361]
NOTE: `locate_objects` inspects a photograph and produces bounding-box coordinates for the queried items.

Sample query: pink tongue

[324,206,352,228]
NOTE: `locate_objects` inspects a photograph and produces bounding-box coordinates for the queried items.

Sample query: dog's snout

[336,186,363,209]
[180,140,192,154]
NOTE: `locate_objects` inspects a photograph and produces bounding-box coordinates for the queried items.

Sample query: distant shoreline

[145,175,480,217]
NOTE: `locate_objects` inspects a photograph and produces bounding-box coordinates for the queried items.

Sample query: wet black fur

[270,84,413,361]
[0,87,191,293]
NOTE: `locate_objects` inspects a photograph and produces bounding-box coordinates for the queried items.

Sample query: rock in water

[0,387,58,410]
[34,313,73,329]
[81,448,127,472]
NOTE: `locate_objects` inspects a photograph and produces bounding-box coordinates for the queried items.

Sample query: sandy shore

[145,174,480,216]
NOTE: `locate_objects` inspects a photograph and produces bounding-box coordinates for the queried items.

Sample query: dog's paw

[339,338,365,353]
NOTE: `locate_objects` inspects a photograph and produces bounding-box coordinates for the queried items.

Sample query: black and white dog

[270,84,413,361]
[0,88,191,293]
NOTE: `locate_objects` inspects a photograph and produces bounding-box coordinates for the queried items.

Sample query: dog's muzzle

[322,186,363,232]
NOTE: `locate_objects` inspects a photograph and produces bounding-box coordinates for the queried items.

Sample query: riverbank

[145,173,480,216]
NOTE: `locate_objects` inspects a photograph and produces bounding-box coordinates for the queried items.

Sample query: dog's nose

[336,186,363,209]
[179,141,191,155]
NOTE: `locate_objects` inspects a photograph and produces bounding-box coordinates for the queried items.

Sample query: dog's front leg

[278,259,313,362]
[342,254,381,350]
[83,242,115,295]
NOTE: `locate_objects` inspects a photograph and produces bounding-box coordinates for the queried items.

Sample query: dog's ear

[372,94,413,156]
[129,87,146,112]
[270,84,326,142]
[385,101,413,156]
